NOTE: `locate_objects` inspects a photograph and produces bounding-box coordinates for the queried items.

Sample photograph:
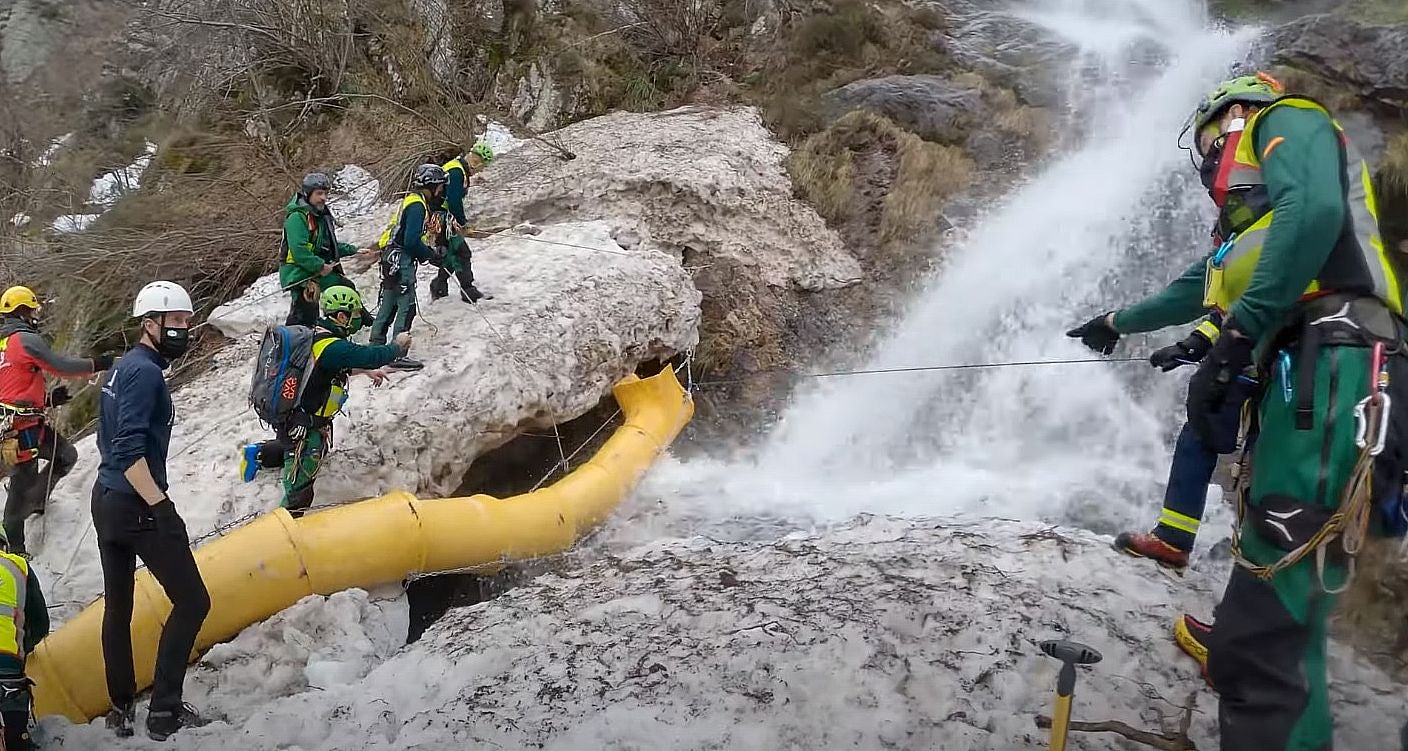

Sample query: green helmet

[319,285,362,316]
[470,141,495,164]
[1191,72,1284,134]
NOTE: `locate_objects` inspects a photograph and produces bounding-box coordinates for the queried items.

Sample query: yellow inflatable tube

[29,367,693,722]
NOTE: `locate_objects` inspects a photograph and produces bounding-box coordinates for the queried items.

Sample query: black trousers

[285,288,319,327]
[4,425,77,553]
[91,485,210,712]
[2,708,29,750]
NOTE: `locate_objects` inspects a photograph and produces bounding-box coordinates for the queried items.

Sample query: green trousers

[370,280,417,345]
[1207,344,1371,751]
[280,424,329,514]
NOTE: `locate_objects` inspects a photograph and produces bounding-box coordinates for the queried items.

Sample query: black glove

[1187,326,1255,442]
[92,353,116,372]
[45,386,70,408]
[1150,329,1215,372]
[151,498,188,539]
[1066,312,1121,355]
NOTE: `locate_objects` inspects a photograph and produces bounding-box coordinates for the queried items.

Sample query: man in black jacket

[94,281,209,742]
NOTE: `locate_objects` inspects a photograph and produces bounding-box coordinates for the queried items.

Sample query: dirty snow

[327,164,383,219]
[478,121,523,156]
[36,132,72,167]
[468,106,862,291]
[50,214,99,233]
[27,213,700,618]
[36,517,1405,749]
[89,140,158,207]
[39,587,408,747]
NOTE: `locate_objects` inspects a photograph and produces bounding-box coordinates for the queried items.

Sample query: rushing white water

[657,0,1261,535]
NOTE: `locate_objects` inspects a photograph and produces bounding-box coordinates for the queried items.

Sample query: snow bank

[38,517,1402,749]
[50,214,98,233]
[36,133,71,167]
[39,587,407,746]
[88,140,157,207]
[327,164,383,219]
[28,216,700,617]
[478,121,523,156]
[468,106,862,291]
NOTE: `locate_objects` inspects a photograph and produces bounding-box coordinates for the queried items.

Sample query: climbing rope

[690,355,1149,387]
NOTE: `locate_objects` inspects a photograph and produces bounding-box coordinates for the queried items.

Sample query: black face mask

[149,318,191,360]
[1198,135,1227,196]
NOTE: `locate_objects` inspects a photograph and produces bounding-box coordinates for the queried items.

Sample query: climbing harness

[1231,341,1393,593]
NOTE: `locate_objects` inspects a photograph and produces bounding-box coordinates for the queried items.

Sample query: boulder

[1269,14,1408,111]
[822,75,984,144]
[467,106,861,292]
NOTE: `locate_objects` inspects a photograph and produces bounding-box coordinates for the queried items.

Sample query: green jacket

[445,164,468,226]
[279,195,358,290]
[1114,106,1347,345]
[298,328,403,421]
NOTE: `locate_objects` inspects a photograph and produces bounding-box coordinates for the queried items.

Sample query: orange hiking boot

[1174,613,1213,687]
[1113,531,1190,573]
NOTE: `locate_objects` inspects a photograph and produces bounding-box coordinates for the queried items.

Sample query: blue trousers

[1153,380,1253,551]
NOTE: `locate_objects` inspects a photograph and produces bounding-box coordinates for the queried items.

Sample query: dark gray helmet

[301,172,333,196]
[412,163,448,188]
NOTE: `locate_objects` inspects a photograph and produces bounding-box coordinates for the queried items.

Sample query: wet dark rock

[1268,14,1408,111]
[822,75,983,144]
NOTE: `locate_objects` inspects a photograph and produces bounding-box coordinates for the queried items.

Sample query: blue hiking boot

[240,443,261,483]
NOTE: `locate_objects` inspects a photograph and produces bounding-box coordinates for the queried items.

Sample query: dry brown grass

[789,110,973,244]
[884,136,971,242]
[1379,131,1408,194]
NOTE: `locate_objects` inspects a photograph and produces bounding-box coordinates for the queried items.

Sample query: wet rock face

[822,75,984,144]
[934,5,1073,108]
[1269,14,1408,111]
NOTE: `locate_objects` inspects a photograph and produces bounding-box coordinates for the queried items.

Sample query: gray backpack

[250,325,322,425]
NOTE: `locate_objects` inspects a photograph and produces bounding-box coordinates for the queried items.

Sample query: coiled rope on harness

[1230,343,1390,594]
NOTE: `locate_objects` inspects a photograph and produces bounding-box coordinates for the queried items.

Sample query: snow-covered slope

[468,106,863,292]
[27,215,701,619]
[37,516,1403,749]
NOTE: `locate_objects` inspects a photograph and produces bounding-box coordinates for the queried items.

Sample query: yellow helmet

[0,286,40,315]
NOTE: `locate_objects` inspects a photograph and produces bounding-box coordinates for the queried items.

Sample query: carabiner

[1354,392,1392,456]
[1278,349,1293,403]
[1211,233,1238,268]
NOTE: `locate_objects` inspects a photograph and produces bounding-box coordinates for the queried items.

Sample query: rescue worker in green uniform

[0,526,49,751]
[279,173,375,327]
[370,164,445,369]
[431,141,494,304]
[1090,73,1407,751]
[243,287,409,516]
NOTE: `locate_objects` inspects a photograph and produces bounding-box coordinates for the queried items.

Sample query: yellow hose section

[30,367,693,722]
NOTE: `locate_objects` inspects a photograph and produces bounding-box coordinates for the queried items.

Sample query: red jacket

[0,317,94,430]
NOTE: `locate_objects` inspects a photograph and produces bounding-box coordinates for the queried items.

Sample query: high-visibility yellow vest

[0,552,30,658]
[1202,96,1402,316]
[377,193,431,250]
[442,157,465,179]
[305,336,347,419]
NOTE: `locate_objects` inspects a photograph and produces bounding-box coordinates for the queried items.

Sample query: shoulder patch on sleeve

[1261,136,1286,160]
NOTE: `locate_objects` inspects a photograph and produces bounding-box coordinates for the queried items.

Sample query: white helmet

[132,281,194,318]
